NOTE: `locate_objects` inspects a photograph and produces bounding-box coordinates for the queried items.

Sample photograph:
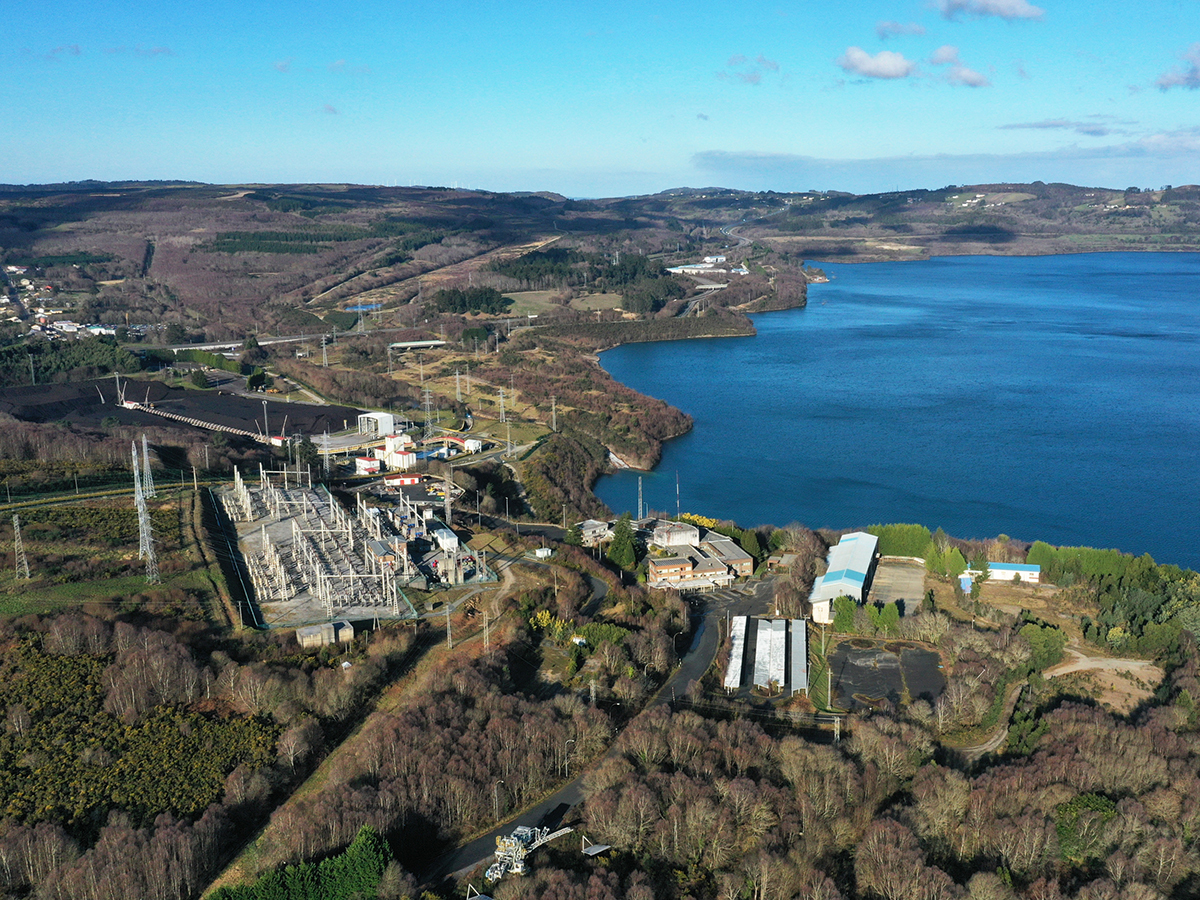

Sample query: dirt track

[1043,648,1162,681]
[961,647,1163,757]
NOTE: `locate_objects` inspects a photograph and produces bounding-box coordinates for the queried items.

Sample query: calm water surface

[595,253,1200,571]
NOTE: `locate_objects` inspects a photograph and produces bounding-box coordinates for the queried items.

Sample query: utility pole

[446,604,452,649]
[551,396,556,432]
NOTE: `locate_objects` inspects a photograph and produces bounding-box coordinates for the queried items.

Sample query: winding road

[421,579,772,885]
[960,647,1163,758]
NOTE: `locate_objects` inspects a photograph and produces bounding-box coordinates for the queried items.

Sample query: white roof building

[809,531,880,624]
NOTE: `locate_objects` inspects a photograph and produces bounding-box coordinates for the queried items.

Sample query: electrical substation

[215,464,494,629]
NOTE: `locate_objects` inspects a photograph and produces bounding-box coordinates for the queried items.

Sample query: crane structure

[485,826,573,883]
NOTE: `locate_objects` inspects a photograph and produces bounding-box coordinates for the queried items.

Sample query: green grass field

[502,290,624,316]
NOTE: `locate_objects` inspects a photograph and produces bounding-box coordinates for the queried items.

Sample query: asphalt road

[421,578,771,885]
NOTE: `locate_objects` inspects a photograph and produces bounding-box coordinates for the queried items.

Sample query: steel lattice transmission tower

[131,441,159,582]
[141,434,155,498]
[12,514,30,580]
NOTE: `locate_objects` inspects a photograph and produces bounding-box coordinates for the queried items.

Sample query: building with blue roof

[809,531,879,624]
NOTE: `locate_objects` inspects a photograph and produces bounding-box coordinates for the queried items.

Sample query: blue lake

[595,253,1200,572]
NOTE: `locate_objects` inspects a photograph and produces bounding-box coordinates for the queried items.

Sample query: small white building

[651,520,700,549]
[357,412,395,437]
[979,563,1041,583]
[577,519,610,547]
[296,620,355,649]
[432,524,459,552]
[355,456,382,476]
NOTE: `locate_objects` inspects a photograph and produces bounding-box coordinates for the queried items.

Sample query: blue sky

[5,0,1200,197]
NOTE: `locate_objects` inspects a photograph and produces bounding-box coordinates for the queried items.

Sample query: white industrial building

[358,412,396,437]
[809,531,880,625]
[375,432,418,471]
[651,520,700,549]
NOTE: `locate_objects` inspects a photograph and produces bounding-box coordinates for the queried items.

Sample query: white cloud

[876,21,926,40]
[1000,118,1125,137]
[1156,42,1200,90]
[929,46,990,86]
[930,45,960,66]
[692,129,1200,194]
[837,47,918,79]
[719,53,781,85]
[938,0,1044,21]
[948,65,990,86]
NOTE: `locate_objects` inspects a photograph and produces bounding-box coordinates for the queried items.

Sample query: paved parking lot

[870,560,927,613]
[690,579,773,620]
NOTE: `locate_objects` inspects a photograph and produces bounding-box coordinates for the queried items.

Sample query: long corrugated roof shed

[724,616,748,690]
[790,619,808,693]
[753,619,773,688]
[769,619,787,687]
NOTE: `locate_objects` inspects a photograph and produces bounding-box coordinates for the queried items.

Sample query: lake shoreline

[594,252,1200,571]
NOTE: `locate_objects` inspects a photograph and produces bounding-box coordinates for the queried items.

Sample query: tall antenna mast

[676,471,681,519]
[637,476,643,520]
[422,388,434,439]
[12,514,30,580]
[141,435,155,498]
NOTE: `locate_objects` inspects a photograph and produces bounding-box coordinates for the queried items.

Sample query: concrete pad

[870,560,926,613]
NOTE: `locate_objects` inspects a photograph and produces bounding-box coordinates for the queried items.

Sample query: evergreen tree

[833,596,856,633]
[607,512,637,569]
[564,523,582,546]
[741,529,762,560]
[297,435,320,474]
[879,602,900,635]
[945,548,968,579]
[923,540,944,576]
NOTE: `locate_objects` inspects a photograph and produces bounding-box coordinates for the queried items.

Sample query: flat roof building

[702,537,754,578]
